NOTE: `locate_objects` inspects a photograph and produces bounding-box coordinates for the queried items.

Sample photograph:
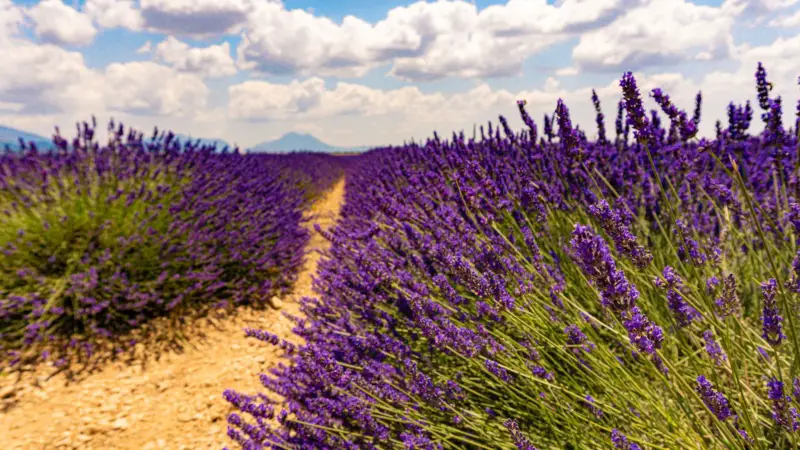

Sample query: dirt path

[0,177,346,450]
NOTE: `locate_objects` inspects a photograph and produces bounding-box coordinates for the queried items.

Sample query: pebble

[112,417,129,430]
[0,384,15,399]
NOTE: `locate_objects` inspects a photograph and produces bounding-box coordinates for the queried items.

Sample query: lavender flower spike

[702,330,727,366]
[696,375,735,422]
[767,378,799,432]
[569,224,639,314]
[655,266,701,327]
[761,279,786,346]
[611,429,642,450]
[619,72,652,145]
[588,200,653,268]
[503,419,539,450]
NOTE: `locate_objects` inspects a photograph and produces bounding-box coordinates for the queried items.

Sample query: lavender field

[0,122,344,370]
[219,65,800,449]
[3,63,800,449]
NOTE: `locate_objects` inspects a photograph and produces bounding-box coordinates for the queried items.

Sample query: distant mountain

[171,133,232,150]
[0,125,54,151]
[249,132,367,153]
[0,126,367,154]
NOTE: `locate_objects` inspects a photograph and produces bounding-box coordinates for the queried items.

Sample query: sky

[1,0,800,149]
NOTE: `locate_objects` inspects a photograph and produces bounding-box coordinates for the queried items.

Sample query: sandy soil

[0,177,346,450]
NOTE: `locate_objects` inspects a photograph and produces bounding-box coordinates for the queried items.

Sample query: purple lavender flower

[565,324,595,355]
[517,99,538,142]
[503,419,539,450]
[702,330,727,366]
[655,266,701,327]
[714,274,740,318]
[692,91,702,127]
[767,378,799,432]
[620,72,652,145]
[588,200,653,268]
[556,99,582,161]
[615,100,625,143]
[793,378,800,403]
[529,364,555,381]
[761,279,786,346]
[756,62,771,113]
[485,359,512,383]
[591,90,607,144]
[569,224,640,314]
[584,395,603,418]
[650,88,697,141]
[610,429,641,450]
[622,307,664,356]
[696,375,735,421]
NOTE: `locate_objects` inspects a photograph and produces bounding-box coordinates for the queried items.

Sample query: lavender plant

[225,64,800,449]
[0,120,343,369]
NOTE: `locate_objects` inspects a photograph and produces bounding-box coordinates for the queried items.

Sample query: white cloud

[236,0,645,81]
[227,75,525,125]
[572,0,735,71]
[724,0,799,17]
[102,61,210,116]
[556,66,579,76]
[0,41,101,114]
[228,78,326,120]
[140,0,254,35]
[137,40,152,54]
[76,0,743,83]
[0,0,24,44]
[25,0,97,46]
[84,0,143,30]
[769,9,800,27]
[224,29,800,148]
[154,36,237,78]
[0,30,209,119]
[85,0,260,36]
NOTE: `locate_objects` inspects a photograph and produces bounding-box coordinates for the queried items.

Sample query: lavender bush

[224,63,800,449]
[0,119,343,369]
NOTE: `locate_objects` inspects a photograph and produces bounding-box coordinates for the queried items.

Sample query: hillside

[0,126,53,150]
[249,132,368,153]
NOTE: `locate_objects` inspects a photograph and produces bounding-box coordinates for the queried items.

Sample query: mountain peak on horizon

[0,124,368,154]
[249,132,363,153]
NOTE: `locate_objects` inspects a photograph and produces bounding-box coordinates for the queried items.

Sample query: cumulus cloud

[0,0,101,114]
[724,0,799,18]
[0,42,101,114]
[25,0,97,46]
[0,0,24,44]
[226,29,800,149]
[0,19,209,119]
[84,0,143,30]
[139,0,255,36]
[228,76,518,123]
[153,36,237,78]
[769,9,800,27]
[137,40,152,54]
[85,0,263,36]
[236,0,647,81]
[77,0,744,82]
[572,0,735,71]
[102,61,209,116]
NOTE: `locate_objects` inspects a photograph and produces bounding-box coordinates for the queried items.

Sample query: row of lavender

[0,120,343,370]
[226,64,800,449]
